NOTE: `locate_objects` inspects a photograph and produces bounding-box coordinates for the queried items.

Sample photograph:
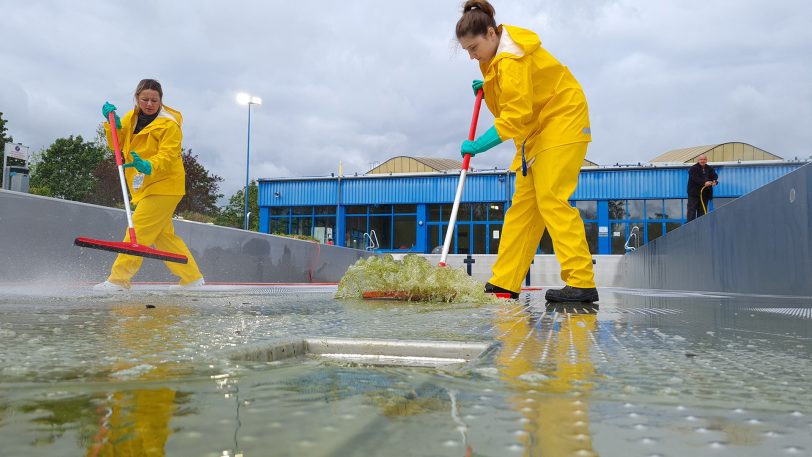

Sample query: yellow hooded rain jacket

[104,105,186,204]
[479,25,592,171]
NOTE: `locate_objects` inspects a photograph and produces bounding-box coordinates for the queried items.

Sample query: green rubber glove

[123,151,152,175]
[102,102,121,129]
[461,125,502,157]
[472,80,483,96]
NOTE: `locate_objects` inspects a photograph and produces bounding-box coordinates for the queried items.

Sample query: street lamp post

[237,92,262,230]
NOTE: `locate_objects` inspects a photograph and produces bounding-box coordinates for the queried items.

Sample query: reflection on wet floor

[0,286,809,456]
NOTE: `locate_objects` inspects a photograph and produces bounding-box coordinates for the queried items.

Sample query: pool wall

[0,190,372,284]
[623,162,811,296]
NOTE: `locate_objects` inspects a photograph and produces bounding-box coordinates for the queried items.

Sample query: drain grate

[231,337,491,368]
[743,307,812,319]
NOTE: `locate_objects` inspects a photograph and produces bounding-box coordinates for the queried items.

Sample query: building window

[627,199,645,220]
[428,223,446,253]
[664,199,682,220]
[646,200,663,219]
[489,224,502,254]
[369,204,391,214]
[393,216,416,250]
[269,218,288,234]
[539,231,553,254]
[291,215,313,237]
[472,203,488,221]
[609,199,685,251]
[426,203,506,254]
[647,221,664,243]
[583,222,599,254]
[611,222,627,254]
[489,203,504,220]
[339,204,419,252]
[314,217,336,244]
[575,200,597,220]
[428,204,452,222]
[345,216,366,249]
[608,200,626,219]
[369,216,392,249]
[394,204,417,213]
[574,200,599,254]
[269,207,290,235]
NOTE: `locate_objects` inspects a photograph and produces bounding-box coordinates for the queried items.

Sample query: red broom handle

[462,89,484,170]
[108,112,125,167]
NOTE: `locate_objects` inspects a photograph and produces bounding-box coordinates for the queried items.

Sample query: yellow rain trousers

[489,143,595,291]
[479,25,595,292]
[107,194,203,287]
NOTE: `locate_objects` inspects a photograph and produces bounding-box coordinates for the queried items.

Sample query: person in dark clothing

[687,154,718,221]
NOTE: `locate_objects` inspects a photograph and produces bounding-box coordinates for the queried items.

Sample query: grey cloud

[2,1,810,200]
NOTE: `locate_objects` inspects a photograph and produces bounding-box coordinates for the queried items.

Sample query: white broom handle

[439,168,468,265]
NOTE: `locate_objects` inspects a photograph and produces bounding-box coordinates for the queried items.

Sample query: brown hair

[455,0,497,39]
[134,79,163,100]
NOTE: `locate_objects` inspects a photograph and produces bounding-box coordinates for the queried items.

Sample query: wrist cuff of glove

[474,126,503,151]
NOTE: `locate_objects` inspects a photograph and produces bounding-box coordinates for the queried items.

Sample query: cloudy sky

[2,0,810,199]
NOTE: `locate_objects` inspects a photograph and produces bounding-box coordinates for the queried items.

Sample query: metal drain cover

[232,337,491,368]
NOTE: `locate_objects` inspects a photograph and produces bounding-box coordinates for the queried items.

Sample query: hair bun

[463,0,495,18]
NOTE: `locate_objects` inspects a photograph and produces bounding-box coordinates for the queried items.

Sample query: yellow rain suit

[481,25,595,291]
[103,106,203,287]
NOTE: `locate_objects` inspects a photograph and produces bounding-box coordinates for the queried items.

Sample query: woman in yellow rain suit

[456,1,598,303]
[94,79,204,291]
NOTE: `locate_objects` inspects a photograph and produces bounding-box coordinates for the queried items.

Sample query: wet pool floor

[0,285,810,456]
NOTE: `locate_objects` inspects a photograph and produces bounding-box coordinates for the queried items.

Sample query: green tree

[0,111,17,166]
[215,181,258,230]
[85,124,121,207]
[29,135,106,201]
[177,149,224,216]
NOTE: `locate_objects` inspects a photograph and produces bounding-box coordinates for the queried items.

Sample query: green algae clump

[336,254,497,303]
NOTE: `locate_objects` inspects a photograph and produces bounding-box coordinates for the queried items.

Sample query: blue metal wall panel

[259,179,338,206]
[259,163,805,207]
[572,164,803,200]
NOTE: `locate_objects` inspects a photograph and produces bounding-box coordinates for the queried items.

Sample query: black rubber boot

[484,282,519,300]
[545,285,599,303]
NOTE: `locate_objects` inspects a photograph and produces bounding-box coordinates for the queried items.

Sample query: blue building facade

[258,162,806,255]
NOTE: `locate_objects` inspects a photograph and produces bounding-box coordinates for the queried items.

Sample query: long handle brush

[439,89,483,267]
[74,111,188,263]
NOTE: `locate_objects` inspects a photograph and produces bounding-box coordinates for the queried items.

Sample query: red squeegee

[73,111,188,264]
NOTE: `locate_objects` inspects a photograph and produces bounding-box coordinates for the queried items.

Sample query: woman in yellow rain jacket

[456,1,598,303]
[94,79,204,291]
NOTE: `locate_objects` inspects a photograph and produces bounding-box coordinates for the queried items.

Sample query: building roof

[650,142,782,163]
[411,157,464,170]
[367,156,462,174]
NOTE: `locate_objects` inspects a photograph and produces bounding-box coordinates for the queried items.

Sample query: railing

[624,225,640,252]
[363,230,380,251]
